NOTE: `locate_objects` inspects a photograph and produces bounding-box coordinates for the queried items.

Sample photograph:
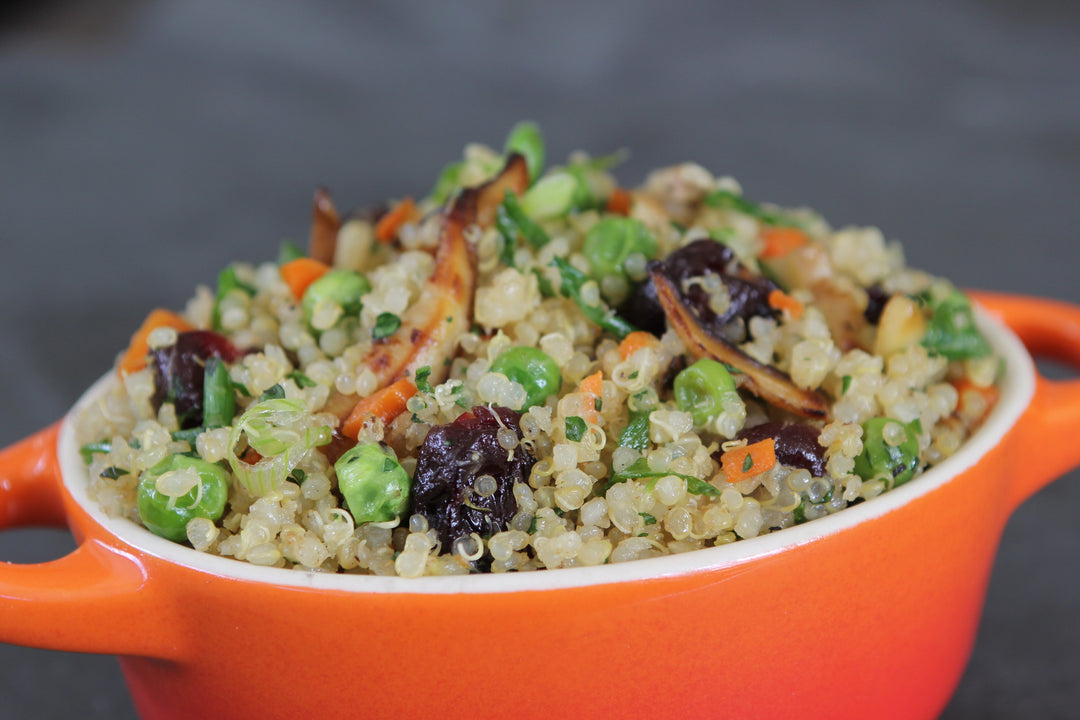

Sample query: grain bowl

[2,126,1080,720]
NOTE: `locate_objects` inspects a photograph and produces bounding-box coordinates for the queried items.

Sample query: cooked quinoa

[74,124,1001,576]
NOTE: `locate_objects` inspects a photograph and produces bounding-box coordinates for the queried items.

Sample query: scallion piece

[703,189,805,229]
[202,356,235,429]
[550,256,637,339]
[519,171,577,220]
[503,121,545,184]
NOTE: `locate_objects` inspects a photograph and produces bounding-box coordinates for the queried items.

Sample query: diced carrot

[374,197,420,244]
[768,289,805,319]
[606,188,633,216]
[720,438,777,484]
[578,370,604,423]
[117,308,194,377]
[280,257,331,301]
[760,227,809,259]
[952,378,999,422]
[617,331,659,360]
[341,378,418,439]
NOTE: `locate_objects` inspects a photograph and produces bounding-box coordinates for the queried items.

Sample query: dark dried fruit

[733,422,826,477]
[864,284,890,325]
[150,330,241,429]
[621,239,779,341]
[410,406,535,548]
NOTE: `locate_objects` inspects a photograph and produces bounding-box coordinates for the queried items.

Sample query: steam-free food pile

[75,124,1001,576]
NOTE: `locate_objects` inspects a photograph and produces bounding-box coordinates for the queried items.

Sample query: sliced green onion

[227,398,332,496]
[212,265,256,331]
[519,172,577,220]
[496,190,551,268]
[853,417,921,487]
[429,160,463,205]
[503,121,545,184]
[550,256,637,339]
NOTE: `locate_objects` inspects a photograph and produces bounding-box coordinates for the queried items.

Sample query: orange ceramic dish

[1,292,1079,720]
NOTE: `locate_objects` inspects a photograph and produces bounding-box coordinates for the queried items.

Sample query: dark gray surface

[0,1,1077,718]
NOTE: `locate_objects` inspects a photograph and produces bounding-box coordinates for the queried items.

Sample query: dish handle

[0,424,179,658]
[972,292,1080,511]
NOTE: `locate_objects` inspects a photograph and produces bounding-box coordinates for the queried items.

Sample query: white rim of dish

[58,308,1034,594]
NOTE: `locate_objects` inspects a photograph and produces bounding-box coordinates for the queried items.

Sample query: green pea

[503,121,545,184]
[920,288,991,361]
[301,269,371,326]
[582,217,658,282]
[489,346,562,410]
[137,454,229,542]
[673,359,738,427]
[853,417,921,487]
[336,443,411,525]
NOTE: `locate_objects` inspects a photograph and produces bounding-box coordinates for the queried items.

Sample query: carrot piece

[768,289,805,319]
[578,370,604,423]
[617,331,659,360]
[720,439,777,484]
[760,227,809,259]
[374,197,420,244]
[606,188,633,216]
[952,378,999,422]
[341,378,418,439]
[280,257,330,301]
[117,308,194,377]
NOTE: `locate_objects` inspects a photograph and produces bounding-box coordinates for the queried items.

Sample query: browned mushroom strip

[651,269,829,420]
[308,187,340,265]
[326,155,530,422]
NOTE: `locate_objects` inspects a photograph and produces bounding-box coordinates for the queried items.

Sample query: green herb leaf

[618,410,652,451]
[415,366,433,394]
[550,256,637,339]
[288,468,307,485]
[639,512,657,525]
[565,416,587,442]
[100,466,129,480]
[277,240,306,266]
[258,384,286,402]
[79,441,112,465]
[287,371,317,388]
[742,454,754,472]
[602,457,720,497]
[496,190,551,268]
[372,312,402,340]
[841,375,853,394]
[703,189,806,229]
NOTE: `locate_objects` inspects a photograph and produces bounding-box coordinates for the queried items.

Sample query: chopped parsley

[415,366,434,394]
[565,416,587,442]
[372,312,402,340]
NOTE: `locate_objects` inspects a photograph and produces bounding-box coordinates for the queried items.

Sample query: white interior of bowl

[58,307,1035,593]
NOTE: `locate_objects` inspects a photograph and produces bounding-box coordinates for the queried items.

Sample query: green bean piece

[582,217,658,282]
[301,269,372,326]
[202,356,235,429]
[550,257,637,339]
[519,172,577,220]
[336,443,411,525]
[920,289,991,360]
[137,454,229,542]
[489,346,562,410]
[673,359,738,427]
[503,121,545,184]
[853,417,921,487]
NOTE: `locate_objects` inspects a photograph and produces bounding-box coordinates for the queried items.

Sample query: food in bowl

[73,123,1001,576]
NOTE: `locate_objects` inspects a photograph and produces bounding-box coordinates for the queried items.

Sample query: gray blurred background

[0,1,1077,718]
